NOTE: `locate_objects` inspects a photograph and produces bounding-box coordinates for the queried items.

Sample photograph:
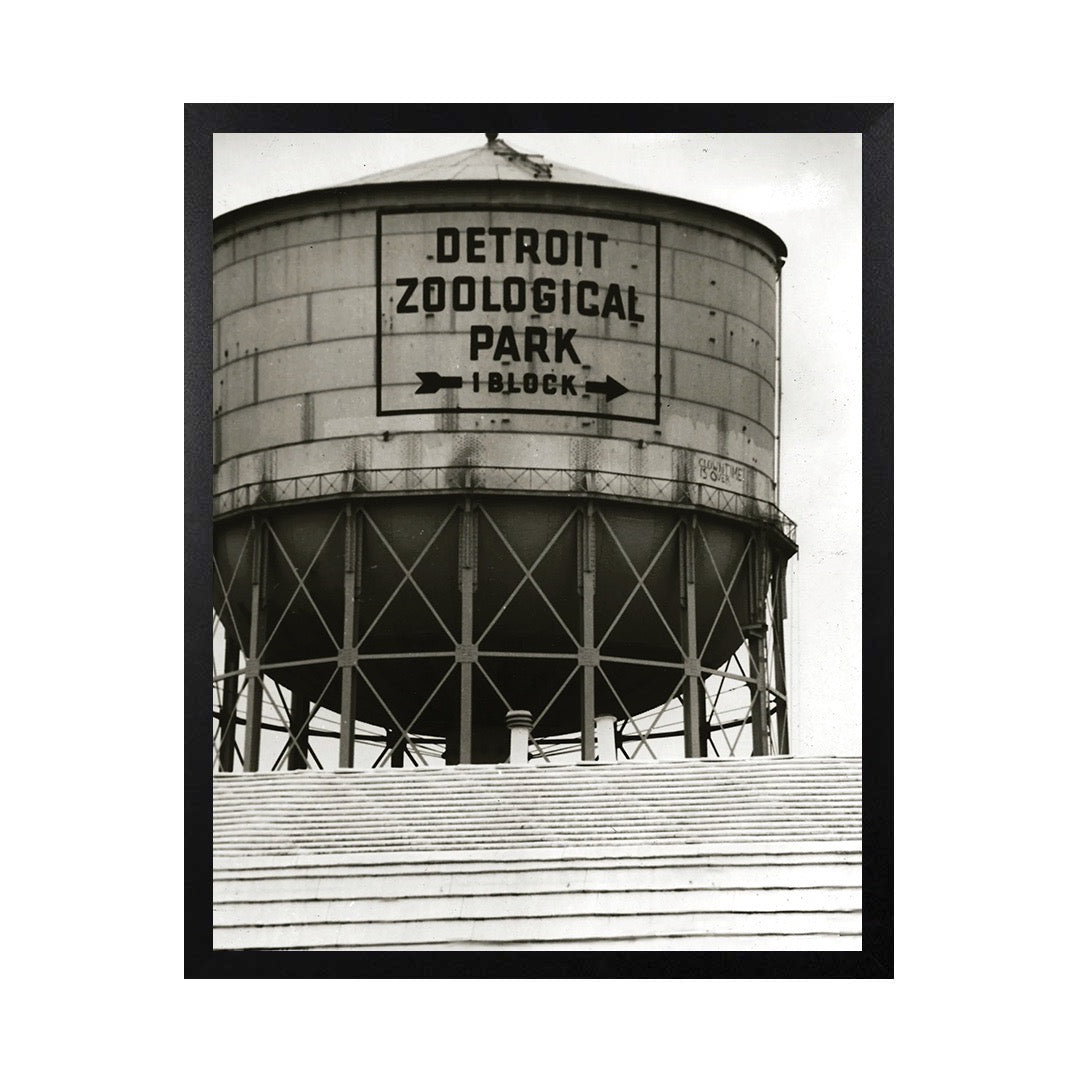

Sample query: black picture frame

[186,103,893,978]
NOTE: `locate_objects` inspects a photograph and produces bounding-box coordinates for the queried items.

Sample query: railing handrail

[212,465,797,543]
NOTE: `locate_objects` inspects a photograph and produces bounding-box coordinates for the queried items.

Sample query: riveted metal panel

[214,355,257,414]
[671,256,764,330]
[256,237,375,302]
[311,286,377,342]
[339,209,378,239]
[285,214,340,247]
[313,387,377,440]
[219,295,308,358]
[220,397,305,460]
[724,313,774,377]
[234,221,288,262]
[669,353,773,409]
[256,340,373,402]
[671,248,771,313]
[758,273,777,331]
[213,237,235,272]
[662,298,729,359]
[213,257,255,318]
[213,180,792,535]
[664,222,746,264]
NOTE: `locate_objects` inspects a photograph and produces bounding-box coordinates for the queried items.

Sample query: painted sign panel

[376,208,661,424]
[695,453,747,487]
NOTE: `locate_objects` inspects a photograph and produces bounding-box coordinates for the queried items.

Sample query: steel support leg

[386,727,406,768]
[219,635,240,772]
[749,533,771,756]
[684,679,708,759]
[681,515,704,759]
[288,692,310,770]
[458,499,476,765]
[579,502,597,760]
[749,632,769,756]
[242,519,267,772]
[772,556,790,754]
[339,504,359,768]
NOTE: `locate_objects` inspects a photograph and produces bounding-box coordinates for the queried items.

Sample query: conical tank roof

[337,134,636,190]
[215,133,785,261]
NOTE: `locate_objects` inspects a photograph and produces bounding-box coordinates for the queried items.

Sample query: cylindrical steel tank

[212,136,796,766]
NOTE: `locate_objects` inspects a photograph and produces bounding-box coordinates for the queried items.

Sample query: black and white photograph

[8,20,1078,1072]
[188,107,892,973]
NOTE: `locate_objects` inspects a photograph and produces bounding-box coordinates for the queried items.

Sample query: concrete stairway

[213,756,862,950]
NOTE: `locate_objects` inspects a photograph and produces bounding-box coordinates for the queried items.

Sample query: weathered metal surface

[217,636,240,772]
[213,170,785,515]
[287,692,309,771]
[241,519,267,772]
[211,141,796,767]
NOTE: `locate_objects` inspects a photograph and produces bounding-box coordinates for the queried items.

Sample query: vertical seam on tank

[654,219,662,426]
[375,210,383,415]
[303,393,314,442]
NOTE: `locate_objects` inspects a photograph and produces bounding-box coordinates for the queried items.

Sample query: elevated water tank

[212,135,795,767]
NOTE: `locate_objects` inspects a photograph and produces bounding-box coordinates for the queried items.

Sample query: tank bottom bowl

[214,493,755,763]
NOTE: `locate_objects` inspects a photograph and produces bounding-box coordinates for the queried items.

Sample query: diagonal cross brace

[596,512,685,655]
[212,522,255,648]
[358,661,457,768]
[358,507,460,650]
[269,667,339,772]
[475,505,581,648]
[260,512,346,660]
[694,524,755,670]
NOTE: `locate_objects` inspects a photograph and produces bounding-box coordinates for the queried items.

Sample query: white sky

[214,131,862,756]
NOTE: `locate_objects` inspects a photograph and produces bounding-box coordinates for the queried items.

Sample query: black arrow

[415,371,463,395]
[584,375,629,402]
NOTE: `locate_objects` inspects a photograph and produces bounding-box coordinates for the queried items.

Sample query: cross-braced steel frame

[212,495,793,771]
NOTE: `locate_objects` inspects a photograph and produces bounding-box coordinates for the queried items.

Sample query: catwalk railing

[213,465,796,545]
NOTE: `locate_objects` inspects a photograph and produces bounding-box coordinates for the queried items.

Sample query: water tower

[211,134,796,771]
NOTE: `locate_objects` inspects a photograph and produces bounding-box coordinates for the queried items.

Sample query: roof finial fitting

[485,132,499,144]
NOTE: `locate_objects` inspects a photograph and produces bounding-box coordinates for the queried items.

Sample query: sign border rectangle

[375,204,662,426]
